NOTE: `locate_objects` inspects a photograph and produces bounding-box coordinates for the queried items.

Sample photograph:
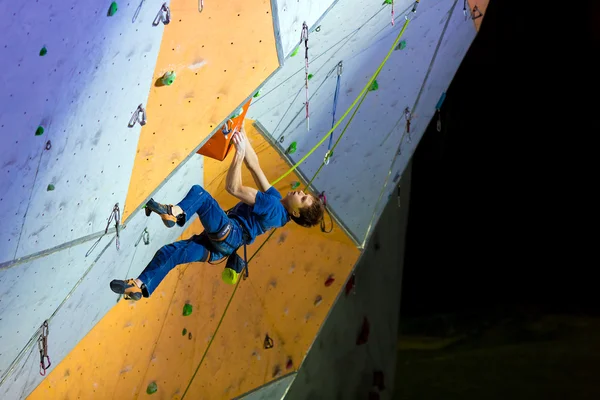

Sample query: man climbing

[109,127,324,301]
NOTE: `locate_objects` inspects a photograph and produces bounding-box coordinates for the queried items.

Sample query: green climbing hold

[291,181,300,190]
[108,2,118,16]
[383,0,393,4]
[369,80,379,91]
[35,126,45,136]
[286,142,297,155]
[253,90,261,98]
[307,73,314,81]
[146,382,158,395]
[182,328,187,336]
[39,46,47,56]
[183,303,193,316]
[290,46,299,57]
[394,40,407,51]
[47,184,55,191]
[161,71,176,86]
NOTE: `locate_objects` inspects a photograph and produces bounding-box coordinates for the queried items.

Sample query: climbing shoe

[144,198,183,228]
[110,279,143,301]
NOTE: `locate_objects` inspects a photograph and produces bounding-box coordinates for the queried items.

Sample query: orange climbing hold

[197,99,251,161]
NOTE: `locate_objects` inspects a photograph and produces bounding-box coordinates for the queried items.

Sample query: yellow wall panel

[122,0,280,221]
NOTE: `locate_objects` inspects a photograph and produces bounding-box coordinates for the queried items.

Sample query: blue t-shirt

[228,186,290,245]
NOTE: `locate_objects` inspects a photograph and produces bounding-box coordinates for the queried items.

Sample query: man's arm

[243,136,272,193]
[226,131,258,205]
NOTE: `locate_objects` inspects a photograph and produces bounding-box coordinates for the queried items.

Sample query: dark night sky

[401,1,597,319]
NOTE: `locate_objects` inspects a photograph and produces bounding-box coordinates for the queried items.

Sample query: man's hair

[290,194,325,228]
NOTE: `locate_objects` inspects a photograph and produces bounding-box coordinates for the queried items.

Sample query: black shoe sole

[110,280,142,301]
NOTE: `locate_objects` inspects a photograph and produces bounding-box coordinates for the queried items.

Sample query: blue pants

[138,185,246,296]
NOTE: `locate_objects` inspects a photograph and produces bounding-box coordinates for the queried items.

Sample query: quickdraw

[325,61,343,166]
[106,203,121,250]
[406,0,420,21]
[319,192,333,233]
[38,321,51,376]
[404,107,412,140]
[128,104,147,127]
[152,3,171,26]
[300,22,310,131]
[391,0,395,26]
[135,228,150,247]
[263,333,274,349]
[199,0,204,13]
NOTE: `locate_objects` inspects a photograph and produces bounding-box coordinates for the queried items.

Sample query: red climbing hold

[325,275,335,287]
[286,358,293,370]
[345,274,356,296]
[356,317,370,346]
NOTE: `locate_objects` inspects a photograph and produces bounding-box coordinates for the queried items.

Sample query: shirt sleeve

[252,187,282,216]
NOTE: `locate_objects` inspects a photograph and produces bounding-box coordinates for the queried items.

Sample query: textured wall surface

[0,0,165,264]
[272,0,338,57]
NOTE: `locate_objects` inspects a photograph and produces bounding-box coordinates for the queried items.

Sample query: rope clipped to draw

[300,22,310,131]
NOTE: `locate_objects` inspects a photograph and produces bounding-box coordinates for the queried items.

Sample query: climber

[109,127,324,301]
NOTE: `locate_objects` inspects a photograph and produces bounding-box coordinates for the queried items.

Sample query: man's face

[285,190,314,211]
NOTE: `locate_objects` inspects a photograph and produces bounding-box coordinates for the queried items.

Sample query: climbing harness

[319,192,333,233]
[198,0,204,13]
[301,22,310,131]
[38,321,51,376]
[324,61,343,166]
[128,104,147,127]
[105,203,121,250]
[132,0,145,23]
[152,3,171,26]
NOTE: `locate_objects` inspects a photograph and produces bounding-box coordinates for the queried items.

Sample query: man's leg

[110,235,214,300]
[145,185,230,235]
[174,185,230,235]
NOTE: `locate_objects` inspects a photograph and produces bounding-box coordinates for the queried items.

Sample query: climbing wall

[272,0,338,58]
[26,122,360,399]
[1,155,203,399]
[122,0,280,221]
[284,165,410,399]
[248,0,477,243]
[0,0,165,265]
